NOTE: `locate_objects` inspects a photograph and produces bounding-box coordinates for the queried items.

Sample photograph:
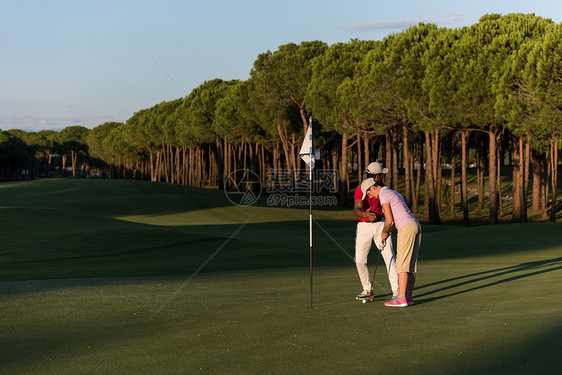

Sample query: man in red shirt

[353,162,399,301]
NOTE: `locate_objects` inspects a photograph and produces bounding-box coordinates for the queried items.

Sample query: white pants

[355,221,399,294]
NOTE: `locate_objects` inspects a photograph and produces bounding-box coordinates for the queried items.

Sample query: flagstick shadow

[310,299,358,308]
[311,288,395,308]
[311,294,393,308]
[414,257,562,305]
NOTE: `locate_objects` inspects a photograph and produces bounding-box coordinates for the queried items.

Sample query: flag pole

[300,117,315,309]
[309,146,313,309]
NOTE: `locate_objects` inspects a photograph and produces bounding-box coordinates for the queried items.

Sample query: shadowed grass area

[1,261,560,374]
[0,178,561,374]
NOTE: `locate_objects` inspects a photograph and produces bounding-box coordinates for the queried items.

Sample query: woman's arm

[381,203,395,244]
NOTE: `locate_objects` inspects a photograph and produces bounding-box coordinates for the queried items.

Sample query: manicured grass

[0,178,561,374]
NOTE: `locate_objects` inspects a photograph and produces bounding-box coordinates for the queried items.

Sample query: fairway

[1,179,561,374]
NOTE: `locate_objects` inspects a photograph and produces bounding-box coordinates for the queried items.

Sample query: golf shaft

[370,249,382,292]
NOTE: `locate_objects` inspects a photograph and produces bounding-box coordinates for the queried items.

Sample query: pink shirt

[378,186,415,229]
[354,185,383,222]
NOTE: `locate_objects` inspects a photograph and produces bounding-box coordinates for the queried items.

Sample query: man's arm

[354,199,376,221]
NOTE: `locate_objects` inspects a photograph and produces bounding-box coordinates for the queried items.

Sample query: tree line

[1,13,560,225]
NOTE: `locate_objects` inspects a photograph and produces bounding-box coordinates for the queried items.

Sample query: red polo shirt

[354,185,383,222]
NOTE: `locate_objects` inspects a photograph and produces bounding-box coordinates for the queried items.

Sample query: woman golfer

[364,178,421,307]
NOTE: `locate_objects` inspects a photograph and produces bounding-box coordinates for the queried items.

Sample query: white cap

[360,178,377,200]
[366,162,388,175]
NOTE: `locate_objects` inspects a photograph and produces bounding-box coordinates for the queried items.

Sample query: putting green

[0,179,560,374]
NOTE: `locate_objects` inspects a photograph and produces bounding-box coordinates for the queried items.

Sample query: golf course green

[1,179,560,374]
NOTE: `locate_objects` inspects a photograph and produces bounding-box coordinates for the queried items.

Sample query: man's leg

[355,222,376,292]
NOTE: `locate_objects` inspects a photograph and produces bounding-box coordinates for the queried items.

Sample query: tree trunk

[215,135,224,189]
[193,146,198,187]
[200,146,204,187]
[523,138,530,222]
[373,137,380,163]
[174,147,180,184]
[517,137,528,222]
[385,129,392,188]
[550,137,559,222]
[62,154,67,177]
[181,148,187,185]
[200,147,205,186]
[409,135,416,210]
[167,145,173,184]
[168,144,174,184]
[477,135,485,215]
[412,140,423,214]
[194,145,201,187]
[161,141,169,183]
[277,120,292,176]
[245,142,250,173]
[543,160,550,220]
[392,141,398,192]
[272,142,279,186]
[291,133,298,183]
[155,150,162,182]
[149,147,155,182]
[489,129,498,225]
[211,145,217,187]
[531,150,543,214]
[357,130,362,181]
[172,144,177,184]
[82,161,89,178]
[461,130,469,226]
[403,123,412,207]
[363,133,370,181]
[432,130,442,214]
[71,150,77,177]
[512,137,521,221]
[231,143,238,176]
[224,139,230,184]
[450,136,456,217]
[190,147,195,186]
[238,142,244,171]
[260,143,266,186]
[296,102,308,135]
[425,131,439,224]
[340,131,349,206]
[497,132,503,217]
[47,153,53,177]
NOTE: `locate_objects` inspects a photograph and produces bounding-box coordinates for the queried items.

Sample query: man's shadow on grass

[414,257,562,304]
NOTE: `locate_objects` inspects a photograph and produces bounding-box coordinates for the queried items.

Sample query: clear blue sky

[1,0,560,132]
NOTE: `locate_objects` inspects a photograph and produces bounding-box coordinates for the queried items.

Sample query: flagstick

[309,161,313,309]
[299,117,315,309]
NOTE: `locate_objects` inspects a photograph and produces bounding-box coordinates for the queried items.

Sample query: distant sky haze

[1,0,560,132]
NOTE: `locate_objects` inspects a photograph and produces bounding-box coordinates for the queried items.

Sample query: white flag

[299,117,315,169]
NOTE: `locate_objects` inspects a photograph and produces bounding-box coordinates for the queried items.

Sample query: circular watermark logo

[224,169,262,206]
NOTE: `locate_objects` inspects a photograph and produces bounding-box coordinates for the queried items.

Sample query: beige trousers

[396,219,422,273]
